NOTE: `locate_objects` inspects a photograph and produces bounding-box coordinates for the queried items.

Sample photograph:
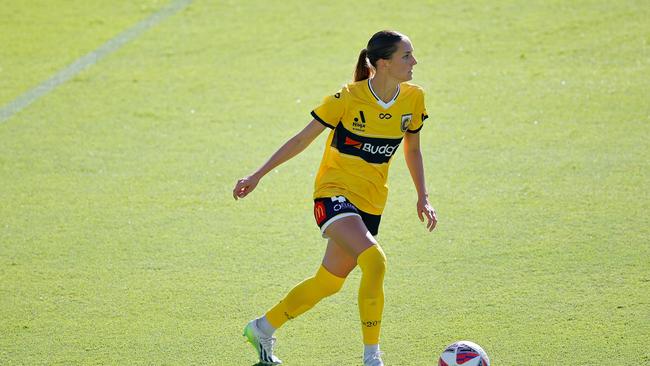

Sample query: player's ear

[376,58,390,71]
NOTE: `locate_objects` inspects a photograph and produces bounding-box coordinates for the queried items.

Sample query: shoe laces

[259,335,277,352]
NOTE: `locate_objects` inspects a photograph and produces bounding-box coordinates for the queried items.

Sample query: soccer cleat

[364,351,384,366]
[243,320,283,365]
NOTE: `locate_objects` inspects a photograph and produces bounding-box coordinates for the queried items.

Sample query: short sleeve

[407,88,428,134]
[311,89,345,129]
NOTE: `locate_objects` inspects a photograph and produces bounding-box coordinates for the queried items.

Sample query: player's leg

[324,215,387,366]
[264,242,349,328]
[322,237,358,277]
[261,238,356,331]
[244,240,354,365]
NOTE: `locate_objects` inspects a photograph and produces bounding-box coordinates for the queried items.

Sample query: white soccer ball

[438,340,490,366]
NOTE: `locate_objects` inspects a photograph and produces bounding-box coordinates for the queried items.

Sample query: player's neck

[369,75,399,103]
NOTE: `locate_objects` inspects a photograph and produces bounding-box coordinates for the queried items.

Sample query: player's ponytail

[354,30,405,82]
[354,48,372,81]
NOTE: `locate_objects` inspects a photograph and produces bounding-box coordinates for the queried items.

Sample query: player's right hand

[233,175,260,200]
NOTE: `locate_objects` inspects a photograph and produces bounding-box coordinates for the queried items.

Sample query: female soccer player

[233,30,437,366]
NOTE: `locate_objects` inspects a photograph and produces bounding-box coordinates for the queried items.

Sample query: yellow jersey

[311,79,428,215]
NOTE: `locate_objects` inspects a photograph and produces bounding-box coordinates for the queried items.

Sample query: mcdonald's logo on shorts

[314,201,327,225]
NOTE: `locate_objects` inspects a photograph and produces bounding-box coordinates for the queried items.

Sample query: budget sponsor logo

[332,124,403,164]
[361,142,397,157]
[344,137,362,149]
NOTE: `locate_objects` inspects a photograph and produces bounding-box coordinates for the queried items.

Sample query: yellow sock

[357,245,387,345]
[266,265,345,329]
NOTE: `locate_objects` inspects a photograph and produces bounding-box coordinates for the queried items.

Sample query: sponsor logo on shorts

[333,201,356,212]
[314,201,326,224]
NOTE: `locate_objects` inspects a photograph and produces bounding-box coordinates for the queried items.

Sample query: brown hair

[354,30,405,81]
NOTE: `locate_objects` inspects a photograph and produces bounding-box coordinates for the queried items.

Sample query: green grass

[1,0,649,364]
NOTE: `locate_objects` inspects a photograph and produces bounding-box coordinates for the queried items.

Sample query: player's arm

[233,119,326,200]
[403,131,437,231]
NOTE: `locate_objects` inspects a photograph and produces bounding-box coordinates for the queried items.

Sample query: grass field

[1,0,649,364]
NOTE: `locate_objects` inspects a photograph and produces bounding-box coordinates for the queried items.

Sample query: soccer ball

[438,340,490,366]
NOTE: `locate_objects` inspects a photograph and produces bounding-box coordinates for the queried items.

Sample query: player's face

[386,39,417,82]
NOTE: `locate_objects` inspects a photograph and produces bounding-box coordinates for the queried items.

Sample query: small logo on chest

[352,110,367,132]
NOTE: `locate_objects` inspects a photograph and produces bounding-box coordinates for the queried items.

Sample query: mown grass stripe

[0,0,192,124]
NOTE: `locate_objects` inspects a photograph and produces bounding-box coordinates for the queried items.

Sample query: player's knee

[320,278,343,297]
[315,266,345,297]
[357,244,387,277]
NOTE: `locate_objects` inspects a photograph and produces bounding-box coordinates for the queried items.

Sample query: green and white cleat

[243,320,283,365]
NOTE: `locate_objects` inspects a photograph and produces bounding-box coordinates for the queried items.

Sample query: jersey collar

[367,79,400,109]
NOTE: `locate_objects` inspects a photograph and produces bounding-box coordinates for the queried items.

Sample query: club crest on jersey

[400,113,413,132]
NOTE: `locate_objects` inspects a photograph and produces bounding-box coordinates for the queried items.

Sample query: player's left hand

[417,196,437,231]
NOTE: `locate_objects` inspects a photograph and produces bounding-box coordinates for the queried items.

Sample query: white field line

[0,0,192,124]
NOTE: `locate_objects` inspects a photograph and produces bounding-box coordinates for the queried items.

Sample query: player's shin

[356,245,386,345]
[265,265,345,328]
